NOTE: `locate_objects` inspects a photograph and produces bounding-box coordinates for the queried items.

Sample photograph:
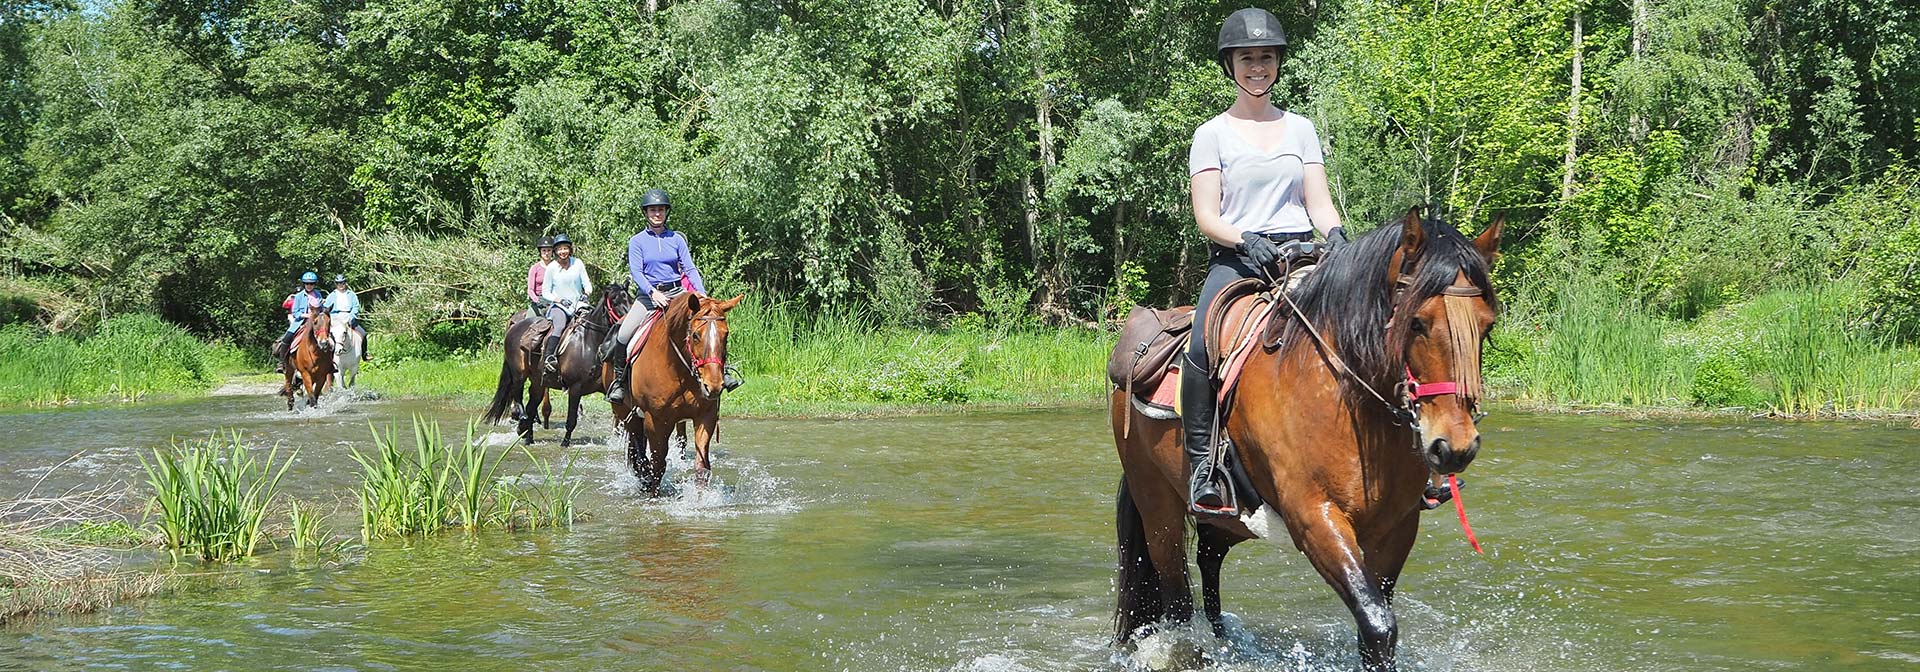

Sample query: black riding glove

[1326,226,1349,250]
[1237,232,1282,268]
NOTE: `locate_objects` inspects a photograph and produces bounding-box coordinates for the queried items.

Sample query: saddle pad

[624,312,664,364]
[1146,365,1179,410]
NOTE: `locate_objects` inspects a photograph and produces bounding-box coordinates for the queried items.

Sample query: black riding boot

[272,332,294,372]
[1181,356,1231,517]
[542,335,561,376]
[722,364,744,392]
[359,329,371,362]
[601,336,630,403]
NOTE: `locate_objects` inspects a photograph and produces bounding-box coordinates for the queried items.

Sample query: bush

[1688,355,1758,408]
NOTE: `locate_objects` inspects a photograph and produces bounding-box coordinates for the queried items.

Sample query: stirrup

[722,364,744,391]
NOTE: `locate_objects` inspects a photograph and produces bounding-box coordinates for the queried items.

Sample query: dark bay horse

[1111,211,1501,671]
[281,309,335,411]
[484,283,632,446]
[609,292,743,495]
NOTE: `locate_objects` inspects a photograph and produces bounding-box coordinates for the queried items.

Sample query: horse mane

[1275,215,1498,398]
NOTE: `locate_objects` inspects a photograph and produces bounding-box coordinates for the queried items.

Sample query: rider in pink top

[526,236,555,316]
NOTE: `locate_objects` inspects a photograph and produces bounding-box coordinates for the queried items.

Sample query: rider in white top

[540,234,593,374]
[324,274,370,362]
[1181,7,1347,517]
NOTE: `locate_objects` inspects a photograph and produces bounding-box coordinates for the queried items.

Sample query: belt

[652,281,683,292]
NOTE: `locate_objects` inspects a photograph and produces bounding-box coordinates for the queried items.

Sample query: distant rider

[273,271,326,366]
[541,234,593,375]
[527,235,555,319]
[597,189,739,403]
[324,274,371,362]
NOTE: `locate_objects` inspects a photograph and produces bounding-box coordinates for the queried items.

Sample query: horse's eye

[1410,317,1428,336]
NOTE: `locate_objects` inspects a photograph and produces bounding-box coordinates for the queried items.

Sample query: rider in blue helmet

[273,271,327,365]
[324,273,371,362]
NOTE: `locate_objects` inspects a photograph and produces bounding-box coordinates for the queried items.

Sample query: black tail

[483,341,520,425]
[1115,477,1165,644]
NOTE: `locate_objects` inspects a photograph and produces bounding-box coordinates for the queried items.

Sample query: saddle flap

[519,318,552,352]
[1204,278,1270,368]
[624,312,664,364]
[1107,305,1195,390]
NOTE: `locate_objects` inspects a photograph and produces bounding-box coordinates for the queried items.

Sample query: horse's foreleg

[561,392,581,448]
[283,369,296,411]
[542,393,554,429]
[692,412,717,485]
[1297,512,1398,671]
[1196,524,1239,637]
[1365,515,1421,603]
[644,420,672,497]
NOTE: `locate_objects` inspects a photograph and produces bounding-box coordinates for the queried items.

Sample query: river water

[0,392,1916,671]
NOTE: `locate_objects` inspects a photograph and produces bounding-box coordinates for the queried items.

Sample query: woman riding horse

[1182,7,1347,516]
[541,234,593,375]
[598,188,741,403]
[273,271,326,367]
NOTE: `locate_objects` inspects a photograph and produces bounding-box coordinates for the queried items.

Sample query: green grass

[0,315,236,406]
[721,297,1111,415]
[1501,278,1920,415]
[352,418,581,540]
[139,433,294,563]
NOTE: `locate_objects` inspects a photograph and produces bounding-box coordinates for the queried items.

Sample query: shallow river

[0,392,1916,671]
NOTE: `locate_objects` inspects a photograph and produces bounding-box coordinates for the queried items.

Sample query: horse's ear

[717,294,744,312]
[1389,206,1426,284]
[1474,215,1504,264]
[1399,206,1426,253]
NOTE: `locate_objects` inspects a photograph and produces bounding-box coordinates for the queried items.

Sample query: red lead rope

[1448,473,1482,554]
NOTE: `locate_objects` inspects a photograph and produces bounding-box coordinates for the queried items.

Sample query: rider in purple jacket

[598,189,739,402]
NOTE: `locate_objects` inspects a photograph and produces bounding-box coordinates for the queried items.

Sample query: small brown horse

[608,292,743,495]
[282,309,336,410]
[1111,210,1501,671]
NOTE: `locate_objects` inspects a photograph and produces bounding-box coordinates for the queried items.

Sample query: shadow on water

[1,394,1917,670]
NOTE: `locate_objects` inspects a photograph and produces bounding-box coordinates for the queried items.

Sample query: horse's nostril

[1428,437,1450,458]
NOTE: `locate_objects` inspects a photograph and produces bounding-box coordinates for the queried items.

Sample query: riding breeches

[615,287,684,343]
[545,305,575,336]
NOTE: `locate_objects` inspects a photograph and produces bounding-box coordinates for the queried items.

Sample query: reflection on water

[0,396,1916,671]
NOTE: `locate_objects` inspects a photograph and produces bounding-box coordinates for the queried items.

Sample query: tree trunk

[1562,10,1584,200]
[1630,0,1647,143]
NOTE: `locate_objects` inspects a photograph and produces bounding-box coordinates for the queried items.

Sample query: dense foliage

[0,0,1915,361]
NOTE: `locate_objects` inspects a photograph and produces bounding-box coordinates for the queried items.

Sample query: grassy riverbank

[5,285,1919,418]
[0,315,250,407]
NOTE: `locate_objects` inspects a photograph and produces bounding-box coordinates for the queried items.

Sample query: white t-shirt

[542,258,594,306]
[1188,111,1325,235]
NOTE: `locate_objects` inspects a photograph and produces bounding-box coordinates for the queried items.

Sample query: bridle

[1267,245,1488,430]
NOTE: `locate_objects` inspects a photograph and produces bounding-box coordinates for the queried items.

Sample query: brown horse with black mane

[281,309,335,410]
[1111,210,1501,671]
[608,291,743,495]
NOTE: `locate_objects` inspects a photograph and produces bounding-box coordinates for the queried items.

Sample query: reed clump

[1,469,168,623]
[140,434,294,563]
[0,315,246,406]
[352,417,581,541]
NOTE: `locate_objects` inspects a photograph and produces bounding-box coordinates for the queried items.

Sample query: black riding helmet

[641,189,671,210]
[1216,8,1289,82]
[537,235,555,249]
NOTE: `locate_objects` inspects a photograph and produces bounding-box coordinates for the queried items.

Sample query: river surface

[0,392,1916,671]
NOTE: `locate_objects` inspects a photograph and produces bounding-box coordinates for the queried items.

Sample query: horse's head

[683,293,744,399]
[1383,208,1501,475]
[309,309,334,353]
[604,280,636,319]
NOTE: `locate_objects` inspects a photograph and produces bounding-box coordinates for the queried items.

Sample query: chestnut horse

[281,309,336,410]
[1111,211,1501,671]
[608,292,743,495]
